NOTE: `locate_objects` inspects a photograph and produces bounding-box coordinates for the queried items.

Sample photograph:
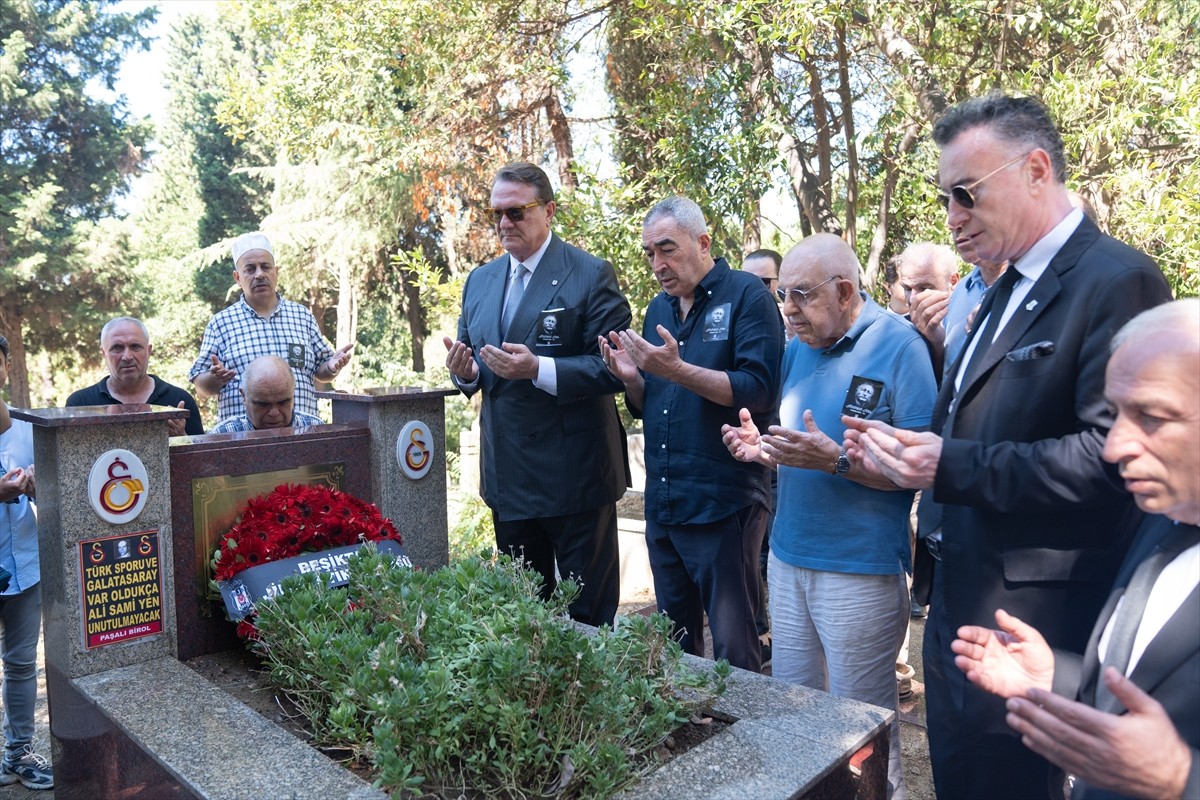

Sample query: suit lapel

[1078,517,1196,706]
[951,217,1100,404]
[1126,585,1200,696]
[506,235,568,344]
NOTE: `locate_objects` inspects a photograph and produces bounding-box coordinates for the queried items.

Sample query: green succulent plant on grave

[251,546,728,798]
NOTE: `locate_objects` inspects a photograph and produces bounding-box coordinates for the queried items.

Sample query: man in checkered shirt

[188,232,354,423]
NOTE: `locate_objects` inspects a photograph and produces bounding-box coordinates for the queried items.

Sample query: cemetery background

[2,1,1195,795]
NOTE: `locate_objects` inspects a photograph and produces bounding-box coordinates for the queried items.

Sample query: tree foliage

[0,0,155,405]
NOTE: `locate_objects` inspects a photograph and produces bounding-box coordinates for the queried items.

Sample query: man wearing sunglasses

[843,94,1170,799]
[444,162,632,629]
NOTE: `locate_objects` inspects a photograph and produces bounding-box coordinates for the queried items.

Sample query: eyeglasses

[484,201,543,224]
[935,151,1031,210]
[775,275,838,306]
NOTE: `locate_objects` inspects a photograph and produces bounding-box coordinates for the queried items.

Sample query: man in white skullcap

[188,232,353,423]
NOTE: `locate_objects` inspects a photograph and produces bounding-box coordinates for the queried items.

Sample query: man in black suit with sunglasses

[843,93,1170,799]
[444,162,632,628]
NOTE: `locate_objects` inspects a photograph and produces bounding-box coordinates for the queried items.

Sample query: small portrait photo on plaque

[842,375,884,419]
[116,539,132,559]
[703,303,731,342]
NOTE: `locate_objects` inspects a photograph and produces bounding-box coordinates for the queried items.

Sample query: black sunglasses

[484,201,543,224]
[935,151,1031,211]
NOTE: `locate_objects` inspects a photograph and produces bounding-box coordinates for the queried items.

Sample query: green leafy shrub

[251,547,728,798]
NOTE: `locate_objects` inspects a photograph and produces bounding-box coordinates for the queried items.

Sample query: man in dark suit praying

[842,93,1171,798]
[444,162,632,627]
[951,299,1199,800]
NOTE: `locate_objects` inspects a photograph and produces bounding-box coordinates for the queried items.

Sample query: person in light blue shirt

[0,336,53,790]
[722,234,937,799]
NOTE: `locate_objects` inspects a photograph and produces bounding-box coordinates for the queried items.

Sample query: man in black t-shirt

[66,317,204,436]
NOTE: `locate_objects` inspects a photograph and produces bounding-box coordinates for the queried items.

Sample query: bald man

[208,356,325,433]
[721,233,937,799]
[893,243,961,376]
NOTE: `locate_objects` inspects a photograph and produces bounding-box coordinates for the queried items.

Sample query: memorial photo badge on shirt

[842,375,884,418]
[703,303,731,342]
[287,343,306,368]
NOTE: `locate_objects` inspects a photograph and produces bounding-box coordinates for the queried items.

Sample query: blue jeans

[1,582,41,752]
[768,554,909,799]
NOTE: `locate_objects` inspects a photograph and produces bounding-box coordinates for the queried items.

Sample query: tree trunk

[404,276,425,374]
[869,16,949,124]
[0,299,31,407]
[723,33,842,237]
[836,21,859,253]
[544,88,577,192]
[865,123,920,287]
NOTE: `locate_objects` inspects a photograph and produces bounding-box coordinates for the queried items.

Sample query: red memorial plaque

[79,530,164,649]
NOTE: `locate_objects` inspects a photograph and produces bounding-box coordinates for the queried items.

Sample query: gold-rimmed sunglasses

[483,201,543,224]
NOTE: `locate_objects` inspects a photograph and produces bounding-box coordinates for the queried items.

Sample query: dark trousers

[645,503,765,672]
[493,503,620,628]
[925,562,1061,800]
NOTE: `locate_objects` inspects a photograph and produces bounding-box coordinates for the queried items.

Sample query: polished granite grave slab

[73,657,384,800]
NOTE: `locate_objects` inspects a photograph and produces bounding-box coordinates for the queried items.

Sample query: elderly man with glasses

[722,233,937,799]
[844,93,1170,799]
[443,162,632,628]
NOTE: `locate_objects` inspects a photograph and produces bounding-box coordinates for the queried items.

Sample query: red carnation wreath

[211,483,402,637]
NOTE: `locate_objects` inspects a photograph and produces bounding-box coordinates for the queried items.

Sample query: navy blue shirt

[66,375,205,435]
[632,258,784,525]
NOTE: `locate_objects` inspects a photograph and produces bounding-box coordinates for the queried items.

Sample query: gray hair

[896,242,961,285]
[643,197,708,239]
[933,93,1067,184]
[1111,299,1200,354]
[100,317,149,348]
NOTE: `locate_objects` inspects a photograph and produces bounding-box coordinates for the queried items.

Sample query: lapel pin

[551,280,558,286]
[1025,299,1038,311]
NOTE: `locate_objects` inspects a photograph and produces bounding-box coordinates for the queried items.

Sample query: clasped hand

[721,408,838,470]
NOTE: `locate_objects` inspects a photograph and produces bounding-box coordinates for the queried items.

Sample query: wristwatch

[832,448,851,476]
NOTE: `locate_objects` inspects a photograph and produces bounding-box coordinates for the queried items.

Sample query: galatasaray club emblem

[88,449,150,524]
[397,420,434,480]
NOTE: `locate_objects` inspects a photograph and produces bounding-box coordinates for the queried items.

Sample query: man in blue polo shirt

[601,196,784,672]
[722,234,937,799]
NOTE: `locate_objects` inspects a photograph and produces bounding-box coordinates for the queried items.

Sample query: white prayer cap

[231,232,274,265]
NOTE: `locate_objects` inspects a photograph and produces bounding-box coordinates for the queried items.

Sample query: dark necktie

[501,263,528,336]
[961,264,1022,386]
[1094,523,1200,713]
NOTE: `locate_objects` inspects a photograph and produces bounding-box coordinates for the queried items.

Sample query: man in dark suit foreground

[444,162,632,627]
[952,299,1199,800]
[842,93,1171,798]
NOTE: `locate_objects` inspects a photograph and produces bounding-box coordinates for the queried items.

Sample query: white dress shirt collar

[509,233,553,277]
